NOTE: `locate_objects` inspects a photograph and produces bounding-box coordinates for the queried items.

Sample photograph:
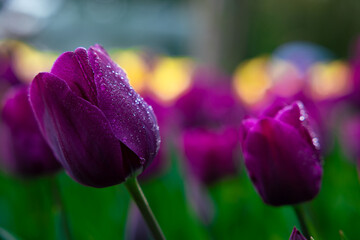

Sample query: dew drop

[312,137,320,150]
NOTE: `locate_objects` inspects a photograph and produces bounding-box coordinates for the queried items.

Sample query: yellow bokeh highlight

[112,50,149,92]
[148,57,193,102]
[233,57,272,105]
[308,61,351,100]
[12,42,57,82]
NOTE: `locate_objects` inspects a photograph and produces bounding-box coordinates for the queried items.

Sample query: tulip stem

[125,177,165,240]
[293,205,310,239]
[50,177,72,240]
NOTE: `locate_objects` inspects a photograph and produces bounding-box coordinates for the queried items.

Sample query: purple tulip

[262,94,328,153]
[29,45,160,188]
[289,227,308,240]
[181,127,239,185]
[0,86,60,177]
[0,43,21,86]
[174,70,244,186]
[174,70,244,129]
[240,101,323,206]
[349,37,360,107]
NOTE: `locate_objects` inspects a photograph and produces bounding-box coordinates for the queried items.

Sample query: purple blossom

[175,72,243,185]
[289,227,308,240]
[181,127,239,185]
[0,43,22,86]
[0,86,60,177]
[174,70,244,129]
[349,37,360,107]
[29,45,160,188]
[240,101,323,206]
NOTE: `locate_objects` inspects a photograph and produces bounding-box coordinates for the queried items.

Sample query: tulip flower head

[240,101,323,206]
[181,127,239,185]
[175,70,244,129]
[0,41,22,86]
[350,37,360,107]
[29,45,160,188]
[175,77,243,185]
[175,72,243,224]
[0,86,61,177]
[289,227,308,240]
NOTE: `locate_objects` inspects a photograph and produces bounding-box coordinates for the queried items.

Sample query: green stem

[124,177,165,240]
[293,205,310,239]
[50,177,72,240]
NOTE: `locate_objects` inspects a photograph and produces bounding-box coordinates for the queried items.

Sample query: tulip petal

[242,118,322,205]
[289,227,307,240]
[50,48,97,104]
[262,101,287,117]
[239,118,257,148]
[88,45,160,167]
[276,101,320,151]
[29,72,139,187]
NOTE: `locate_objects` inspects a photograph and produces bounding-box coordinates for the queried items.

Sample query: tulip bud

[181,127,240,185]
[240,101,323,206]
[174,72,244,129]
[175,75,243,185]
[29,45,160,187]
[289,227,308,240]
[0,41,22,86]
[0,86,61,177]
[349,37,360,107]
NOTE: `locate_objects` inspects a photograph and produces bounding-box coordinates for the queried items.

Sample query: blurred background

[1,0,360,70]
[0,0,360,239]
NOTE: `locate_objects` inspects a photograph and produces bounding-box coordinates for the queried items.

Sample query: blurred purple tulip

[0,43,21,86]
[340,115,360,163]
[289,227,307,240]
[29,45,160,188]
[175,71,243,184]
[349,37,360,107]
[240,101,323,206]
[0,43,22,101]
[181,127,239,185]
[175,69,244,129]
[175,69,244,224]
[0,86,61,177]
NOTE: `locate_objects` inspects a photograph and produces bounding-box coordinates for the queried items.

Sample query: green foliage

[0,143,359,239]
